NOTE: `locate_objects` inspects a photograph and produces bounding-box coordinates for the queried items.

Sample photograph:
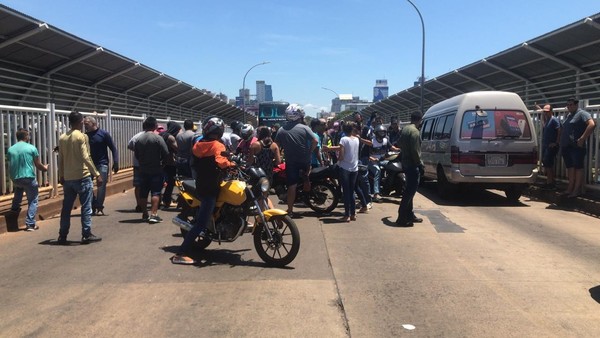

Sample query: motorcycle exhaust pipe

[172,216,193,232]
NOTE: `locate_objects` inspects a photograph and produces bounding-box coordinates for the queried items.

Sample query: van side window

[442,115,454,139]
[421,119,433,140]
[433,116,447,140]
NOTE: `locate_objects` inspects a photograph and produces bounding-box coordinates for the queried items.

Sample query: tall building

[239,88,250,105]
[256,80,266,103]
[373,79,389,102]
[265,84,273,102]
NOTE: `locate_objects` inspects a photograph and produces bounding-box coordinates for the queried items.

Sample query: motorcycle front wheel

[253,215,300,267]
[304,182,339,214]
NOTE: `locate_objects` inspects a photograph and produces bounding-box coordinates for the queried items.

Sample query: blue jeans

[179,195,216,254]
[368,160,388,195]
[60,176,94,237]
[11,177,39,227]
[92,164,109,211]
[356,158,372,205]
[397,165,420,222]
[339,168,358,217]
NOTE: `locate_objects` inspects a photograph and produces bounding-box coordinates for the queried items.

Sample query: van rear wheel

[436,167,455,199]
[505,187,523,203]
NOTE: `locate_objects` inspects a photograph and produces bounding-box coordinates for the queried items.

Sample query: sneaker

[367,202,373,210]
[358,207,369,213]
[373,194,382,203]
[412,217,424,223]
[95,209,105,216]
[142,211,149,221]
[57,235,67,245]
[81,233,102,244]
[25,225,39,232]
[149,215,163,224]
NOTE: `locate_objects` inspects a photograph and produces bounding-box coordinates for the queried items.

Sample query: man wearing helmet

[274,104,319,217]
[236,123,257,161]
[172,116,234,265]
[360,120,399,202]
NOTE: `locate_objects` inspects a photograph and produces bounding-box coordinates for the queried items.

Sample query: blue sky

[3,1,599,117]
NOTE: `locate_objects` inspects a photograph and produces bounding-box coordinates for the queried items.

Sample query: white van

[420,91,538,201]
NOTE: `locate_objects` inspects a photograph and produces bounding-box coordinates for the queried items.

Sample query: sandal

[170,254,196,265]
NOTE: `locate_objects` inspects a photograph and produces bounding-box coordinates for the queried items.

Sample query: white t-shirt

[338,136,359,172]
[371,137,389,159]
[221,132,241,152]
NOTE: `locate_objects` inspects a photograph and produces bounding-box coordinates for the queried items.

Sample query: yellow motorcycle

[173,159,300,267]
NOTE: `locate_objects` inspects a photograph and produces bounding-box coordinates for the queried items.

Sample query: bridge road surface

[2,185,600,337]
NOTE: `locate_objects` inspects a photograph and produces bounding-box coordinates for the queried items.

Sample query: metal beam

[44,47,104,76]
[453,70,494,90]
[0,23,48,50]
[147,81,182,99]
[522,43,584,73]
[125,73,163,93]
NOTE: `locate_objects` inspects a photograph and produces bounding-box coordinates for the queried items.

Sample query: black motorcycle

[365,152,406,197]
[272,163,340,214]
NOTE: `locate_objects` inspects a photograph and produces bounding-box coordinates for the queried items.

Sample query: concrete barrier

[0,169,134,234]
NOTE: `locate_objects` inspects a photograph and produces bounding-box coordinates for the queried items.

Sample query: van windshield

[459,109,532,140]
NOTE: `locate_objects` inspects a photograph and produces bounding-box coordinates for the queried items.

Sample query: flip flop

[170,255,196,265]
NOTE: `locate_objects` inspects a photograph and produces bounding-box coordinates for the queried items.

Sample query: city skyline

[3,1,599,117]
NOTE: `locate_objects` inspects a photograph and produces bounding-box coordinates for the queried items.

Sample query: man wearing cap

[559,98,595,198]
[537,104,561,189]
[395,111,424,227]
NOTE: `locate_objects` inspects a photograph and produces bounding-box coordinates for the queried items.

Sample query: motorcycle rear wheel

[304,182,339,214]
[253,215,300,267]
[180,228,212,250]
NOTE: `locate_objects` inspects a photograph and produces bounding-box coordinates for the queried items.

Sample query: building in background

[373,79,389,102]
[256,80,266,103]
[265,84,273,102]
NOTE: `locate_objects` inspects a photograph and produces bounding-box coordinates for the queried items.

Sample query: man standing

[7,128,48,231]
[275,104,318,217]
[84,116,118,215]
[58,111,103,244]
[395,111,424,227]
[559,98,596,198]
[175,119,196,178]
[537,104,561,189]
[134,116,169,223]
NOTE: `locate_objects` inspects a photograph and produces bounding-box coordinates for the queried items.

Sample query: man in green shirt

[7,128,48,231]
[395,111,424,227]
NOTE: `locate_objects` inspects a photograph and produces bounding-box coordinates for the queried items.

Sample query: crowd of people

[4,98,596,261]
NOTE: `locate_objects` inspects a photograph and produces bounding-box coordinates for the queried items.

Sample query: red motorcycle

[272,163,340,214]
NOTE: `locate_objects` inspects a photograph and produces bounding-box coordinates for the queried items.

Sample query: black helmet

[230,120,243,131]
[374,124,387,139]
[203,117,224,139]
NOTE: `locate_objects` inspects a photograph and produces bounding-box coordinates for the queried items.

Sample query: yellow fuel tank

[217,180,246,206]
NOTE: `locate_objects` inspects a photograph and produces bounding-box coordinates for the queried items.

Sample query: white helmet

[240,123,254,140]
[285,104,305,121]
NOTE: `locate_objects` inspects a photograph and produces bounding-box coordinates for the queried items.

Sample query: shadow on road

[589,285,600,303]
[419,181,529,207]
[160,245,294,269]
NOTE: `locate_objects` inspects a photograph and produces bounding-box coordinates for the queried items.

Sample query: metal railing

[1,103,199,197]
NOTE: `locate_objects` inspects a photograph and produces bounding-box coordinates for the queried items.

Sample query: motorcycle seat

[310,164,339,180]
[182,179,198,196]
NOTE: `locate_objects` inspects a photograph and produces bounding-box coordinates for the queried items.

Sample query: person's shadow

[589,285,600,303]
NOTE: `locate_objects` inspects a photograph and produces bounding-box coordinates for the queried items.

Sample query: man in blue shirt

[7,128,48,231]
[537,104,561,189]
[559,98,596,198]
[84,116,119,215]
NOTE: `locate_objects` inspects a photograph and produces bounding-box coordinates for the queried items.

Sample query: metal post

[242,61,270,123]
[406,0,425,114]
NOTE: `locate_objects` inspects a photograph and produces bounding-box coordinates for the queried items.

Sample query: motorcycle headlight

[259,177,270,193]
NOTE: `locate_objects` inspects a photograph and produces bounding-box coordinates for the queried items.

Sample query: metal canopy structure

[363,12,600,122]
[0,4,244,122]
